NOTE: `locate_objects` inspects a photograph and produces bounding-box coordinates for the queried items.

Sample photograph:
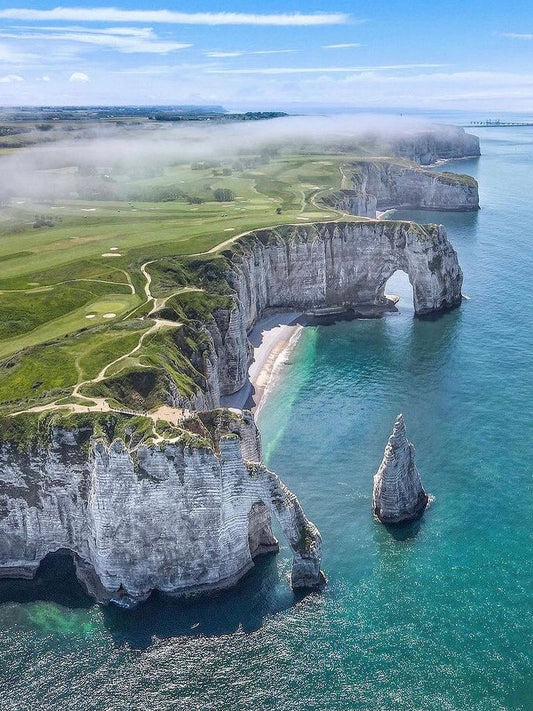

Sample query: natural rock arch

[229,221,463,321]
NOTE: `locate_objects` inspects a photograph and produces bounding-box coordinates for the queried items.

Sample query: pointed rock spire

[373,414,428,524]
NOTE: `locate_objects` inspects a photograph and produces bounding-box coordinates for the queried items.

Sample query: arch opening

[247,501,279,560]
[0,549,92,608]
[383,269,415,315]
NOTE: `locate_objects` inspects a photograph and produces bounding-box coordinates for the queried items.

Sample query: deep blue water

[1,128,532,710]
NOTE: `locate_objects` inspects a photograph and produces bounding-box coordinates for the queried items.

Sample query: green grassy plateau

[0,135,472,425]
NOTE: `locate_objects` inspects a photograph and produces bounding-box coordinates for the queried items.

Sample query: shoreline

[222,301,403,415]
[253,322,304,417]
[221,311,304,413]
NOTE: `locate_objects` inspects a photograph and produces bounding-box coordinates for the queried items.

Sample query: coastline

[221,311,304,413]
[253,322,304,417]
[222,299,406,415]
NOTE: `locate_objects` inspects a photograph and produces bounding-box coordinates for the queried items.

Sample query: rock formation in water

[0,410,324,606]
[372,414,429,524]
[319,160,479,218]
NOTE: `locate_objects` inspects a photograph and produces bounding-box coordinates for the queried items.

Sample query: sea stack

[372,414,429,524]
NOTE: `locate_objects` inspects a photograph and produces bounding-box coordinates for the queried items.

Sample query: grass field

[0,147,378,416]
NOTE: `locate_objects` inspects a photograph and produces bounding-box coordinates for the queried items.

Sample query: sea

[0,126,532,711]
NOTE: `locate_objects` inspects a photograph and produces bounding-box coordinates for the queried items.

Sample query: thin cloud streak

[501,33,533,40]
[12,25,158,37]
[0,8,353,26]
[208,64,448,75]
[0,30,191,53]
[0,42,40,63]
[205,49,297,58]
[322,43,361,48]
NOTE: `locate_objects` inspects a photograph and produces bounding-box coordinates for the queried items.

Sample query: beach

[221,311,303,412]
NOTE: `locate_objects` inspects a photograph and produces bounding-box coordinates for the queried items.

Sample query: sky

[1,0,533,111]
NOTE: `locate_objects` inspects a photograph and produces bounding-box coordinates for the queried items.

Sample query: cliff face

[202,221,463,396]
[0,412,324,605]
[372,414,428,524]
[337,161,479,217]
[388,125,480,165]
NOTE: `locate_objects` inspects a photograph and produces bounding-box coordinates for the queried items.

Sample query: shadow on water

[101,554,300,649]
[0,551,307,649]
[0,550,92,609]
[381,517,424,541]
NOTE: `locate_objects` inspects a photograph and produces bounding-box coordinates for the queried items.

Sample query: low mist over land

[0,114,470,203]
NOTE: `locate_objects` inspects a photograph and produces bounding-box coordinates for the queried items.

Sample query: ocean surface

[1,128,532,711]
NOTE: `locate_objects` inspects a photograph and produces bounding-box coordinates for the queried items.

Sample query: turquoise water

[1,128,532,710]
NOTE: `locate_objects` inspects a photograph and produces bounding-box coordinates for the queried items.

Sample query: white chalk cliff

[372,414,429,524]
[387,124,480,165]
[319,160,479,218]
[342,160,479,217]
[200,220,463,398]
[0,411,324,606]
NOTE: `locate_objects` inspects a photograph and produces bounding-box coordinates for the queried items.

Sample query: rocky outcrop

[334,160,479,217]
[0,411,324,606]
[202,220,462,396]
[372,414,428,524]
[318,188,377,218]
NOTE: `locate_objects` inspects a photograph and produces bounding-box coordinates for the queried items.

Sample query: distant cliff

[0,410,324,606]
[387,124,480,165]
[318,160,479,218]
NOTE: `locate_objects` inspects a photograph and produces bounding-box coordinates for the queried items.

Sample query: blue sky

[1,0,533,109]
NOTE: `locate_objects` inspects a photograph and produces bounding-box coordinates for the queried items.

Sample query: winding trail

[9,165,369,423]
[11,259,181,423]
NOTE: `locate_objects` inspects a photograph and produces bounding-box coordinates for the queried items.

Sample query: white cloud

[206,51,243,58]
[322,43,361,49]
[501,33,533,40]
[18,25,157,38]
[205,49,296,58]
[0,73,23,82]
[37,75,50,81]
[69,71,89,82]
[0,28,192,54]
[0,8,353,26]
[208,63,448,75]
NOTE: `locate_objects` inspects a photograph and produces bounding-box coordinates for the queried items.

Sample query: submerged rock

[372,414,428,524]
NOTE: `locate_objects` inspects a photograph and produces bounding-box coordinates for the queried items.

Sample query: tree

[213,188,235,202]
